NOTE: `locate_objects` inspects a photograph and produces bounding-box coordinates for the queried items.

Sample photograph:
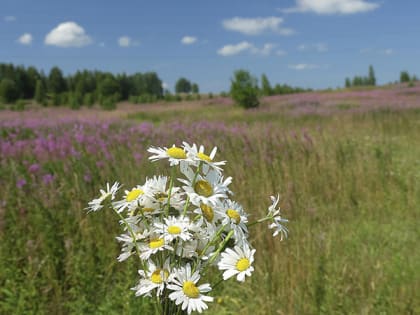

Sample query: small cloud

[118,36,139,47]
[360,47,394,55]
[222,16,294,36]
[252,43,276,56]
[181,36,197,45]
[382,48,393,55]
[217,41,254,56]
[282,0,380,15]
[45,21,92,47]
[288,63,320,70]
[276,49,287,56]
[17,33,33,45]
[4,16,16,22]
[217,42,278,57]
[98,42,105,47]
[298,43,328,52]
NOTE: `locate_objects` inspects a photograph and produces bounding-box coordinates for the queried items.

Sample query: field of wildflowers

[1,86,419,314]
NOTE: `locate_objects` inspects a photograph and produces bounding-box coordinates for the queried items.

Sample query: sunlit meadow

[1,85,419,314]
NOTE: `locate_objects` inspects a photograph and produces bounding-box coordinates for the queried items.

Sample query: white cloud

[98,42,105,47]
[17,33,33,45]
[360,47,394,55]
[283,0,380,15]
[162,82,169,90]
[217,41,254,56]
[45,22,92,47]
[181,36,197,45]
[222,16,294,36]
[288,63,320,70]
[298,43,328,52]
[218,42,279,56]
[118,36,139,47]
[4,16,16,22]
[276,49,287,56]
[383,48,393,55]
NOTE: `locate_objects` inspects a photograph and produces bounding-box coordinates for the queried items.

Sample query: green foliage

[0,78,19,103]
[261,73,273,96]
[191,83,199,94]
[34,80,46,104]
[100,97,117,110]
[83,93,95,107]
[346,65,377,87]
[400,71,411,83]
[175,77,192,94]
[48,67,66,94]
[230,70,260,109]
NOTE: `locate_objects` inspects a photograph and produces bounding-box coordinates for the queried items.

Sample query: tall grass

[0,106,419,314]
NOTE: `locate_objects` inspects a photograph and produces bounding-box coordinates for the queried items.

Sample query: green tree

[175,77,191,94]
[98,75,120,99]
[400,71,410,83]
[368,65,376,86]
[345,78,351,88]
[191,83,199,94]
[48,66,66,94]
[230,69,260,109]
[261,74,272,96]
[0,79,19,103]
[34,79,46,104]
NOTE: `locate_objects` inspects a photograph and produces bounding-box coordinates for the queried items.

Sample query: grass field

[1,87,419,314]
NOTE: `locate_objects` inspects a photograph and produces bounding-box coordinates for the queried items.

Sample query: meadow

[0,85,419,314]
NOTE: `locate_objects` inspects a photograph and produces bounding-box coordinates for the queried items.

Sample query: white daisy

[182,142,226,172]
[217,199,248,244]
[267,195,288,240]
[148,145,192,166]
[142,176,185,212]
[179,166,232,207]
[86,181,121,212]
[154,216,192,243]
[132,259,171,297]
[168,264,213,314]
[112,184,150,214]
[139,235,173,260]
[218,244,256,282]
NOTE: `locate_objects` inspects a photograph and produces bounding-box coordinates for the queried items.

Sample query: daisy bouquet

[87,142,288,314]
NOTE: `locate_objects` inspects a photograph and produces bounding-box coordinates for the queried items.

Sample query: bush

[230,70,260,109]
[0,79,19,104]
[100,97,116,110]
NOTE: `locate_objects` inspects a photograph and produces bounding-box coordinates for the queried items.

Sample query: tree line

[345,65,418,88]
[0,63,203,109]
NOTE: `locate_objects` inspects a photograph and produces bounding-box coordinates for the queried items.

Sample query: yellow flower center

[149,238,164,249]
[200,203,214,222]
[166,147,186,159]
[167,225,181,235]
[194,180,213,197]
[150,269,169,284]
[183,281,200,298]
[197,152,212,162]
[236,258,250,272]
[226,209,241,224]
[126,189,144,202]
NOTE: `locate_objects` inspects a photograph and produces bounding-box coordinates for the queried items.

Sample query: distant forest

[0,62,312,109]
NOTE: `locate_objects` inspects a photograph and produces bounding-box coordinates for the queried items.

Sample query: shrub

[230,70,260,109]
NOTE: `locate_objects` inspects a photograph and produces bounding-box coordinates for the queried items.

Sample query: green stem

[247,216,271,228]
[208,229,234,265]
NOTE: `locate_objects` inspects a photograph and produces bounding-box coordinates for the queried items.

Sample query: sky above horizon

[1,0,419,92]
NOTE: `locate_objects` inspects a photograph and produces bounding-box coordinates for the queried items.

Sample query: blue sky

[1,0,419,92]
